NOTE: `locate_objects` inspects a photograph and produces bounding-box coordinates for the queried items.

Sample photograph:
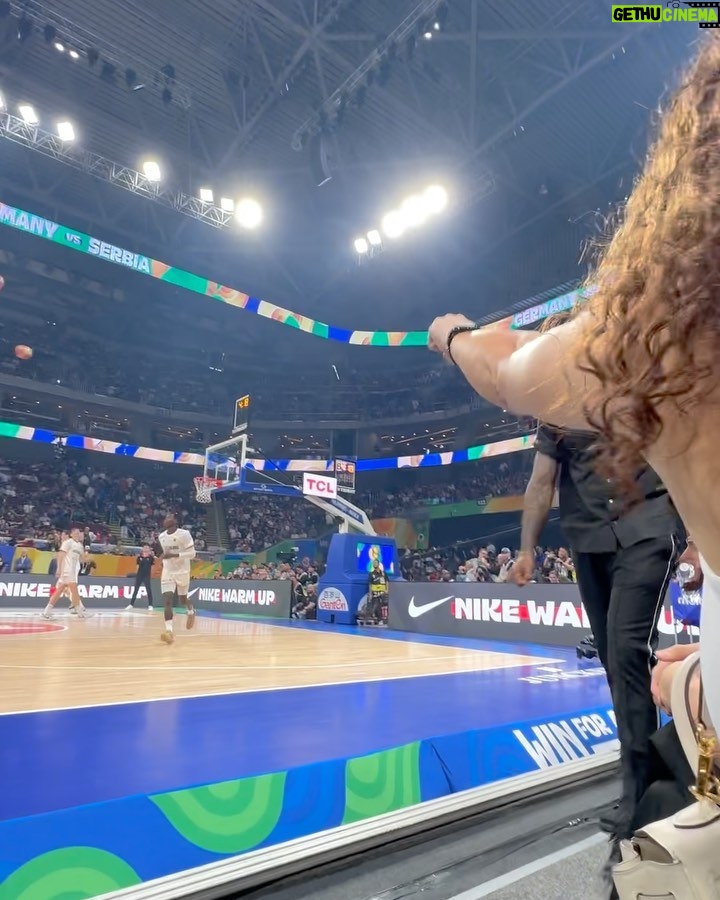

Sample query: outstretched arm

[428,314,593,429]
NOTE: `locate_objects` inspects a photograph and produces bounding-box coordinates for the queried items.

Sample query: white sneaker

[125,604,134,611]
[41,611,54,620]
[148,605,154,612]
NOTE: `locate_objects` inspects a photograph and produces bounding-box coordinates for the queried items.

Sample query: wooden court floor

[0,609,558,714]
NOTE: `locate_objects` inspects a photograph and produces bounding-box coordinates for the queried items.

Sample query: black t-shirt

[136,554,154,577]
[535,424,677,553]
[79,560,96,577]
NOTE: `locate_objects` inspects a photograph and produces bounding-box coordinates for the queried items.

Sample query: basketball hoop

[194,476,220,504]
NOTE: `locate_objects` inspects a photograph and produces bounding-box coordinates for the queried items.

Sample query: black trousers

[130,573,153,606]
[573,535,677,838]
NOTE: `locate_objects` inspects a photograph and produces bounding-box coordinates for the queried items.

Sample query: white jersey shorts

[161,576,190,597]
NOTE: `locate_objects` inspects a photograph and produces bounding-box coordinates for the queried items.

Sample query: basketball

[14,345,33,360]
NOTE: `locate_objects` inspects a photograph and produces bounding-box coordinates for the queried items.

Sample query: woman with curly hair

[428,32,720,892]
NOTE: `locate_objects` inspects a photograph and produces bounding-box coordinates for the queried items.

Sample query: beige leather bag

[612,653,720,899]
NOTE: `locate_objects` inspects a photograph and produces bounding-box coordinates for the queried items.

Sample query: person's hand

[162,551,178,559]
[651,645,698,712]
[510,550,535,587]
[678,542,703,591]
[427,314,475,358]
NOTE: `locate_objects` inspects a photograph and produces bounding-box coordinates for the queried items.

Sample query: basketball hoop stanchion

[194,475,220,504]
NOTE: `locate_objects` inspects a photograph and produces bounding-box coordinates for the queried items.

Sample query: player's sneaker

[186,609,196,630]
[69,607,77,615]
[148,605,154,612]
[125,604,134,611]
[75,608,87,619]
[160,631,174,644]
[41,611,55,620]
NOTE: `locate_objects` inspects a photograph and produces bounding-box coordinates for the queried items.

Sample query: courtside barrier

[389,581,693,648]
[0,576,292,619]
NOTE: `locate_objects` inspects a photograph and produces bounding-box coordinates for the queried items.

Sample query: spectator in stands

[13,550,32,574]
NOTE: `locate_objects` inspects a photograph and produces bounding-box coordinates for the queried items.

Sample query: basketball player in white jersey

[42,526,86,619]
[157,515,196,644]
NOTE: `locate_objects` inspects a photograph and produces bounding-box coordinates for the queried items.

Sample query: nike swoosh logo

[187,588,199,599]
[408,595,454,618]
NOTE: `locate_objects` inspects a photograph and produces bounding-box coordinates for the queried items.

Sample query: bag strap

[671,651,702,772]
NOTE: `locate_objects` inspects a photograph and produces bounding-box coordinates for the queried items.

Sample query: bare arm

[178,537,196,560]
[521,452,558,554]
[429,315,593,427]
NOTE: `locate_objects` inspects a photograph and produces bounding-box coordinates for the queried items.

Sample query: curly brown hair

[577,35,720,494]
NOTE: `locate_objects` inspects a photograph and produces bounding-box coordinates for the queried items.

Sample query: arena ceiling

[0,0,700,344]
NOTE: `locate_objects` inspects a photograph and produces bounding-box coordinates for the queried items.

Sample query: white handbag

[612,653,720,899]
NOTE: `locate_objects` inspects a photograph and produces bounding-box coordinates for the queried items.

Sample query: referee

[126,545,156,610]
[513,424,680,843]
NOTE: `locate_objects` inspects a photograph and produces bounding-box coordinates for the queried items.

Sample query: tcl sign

[303,472,337,499]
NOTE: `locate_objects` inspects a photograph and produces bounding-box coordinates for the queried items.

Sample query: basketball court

[0,606,616,896]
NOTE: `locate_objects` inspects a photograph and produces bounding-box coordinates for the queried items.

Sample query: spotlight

[235,198,263,229]
[199,188,214,203]
[354,237,369,254]
[423,30,433,40]
[54,41,65,53]
[220,197,235,212]
[0,92,5,110]
[56,121,75,141]
[18,104,38,125]
[142,159,161,182]
[69,49,80,60]
[400,194,428,227]
[423,184,448,214]
[381,210,405,239]
[367,229,382,246]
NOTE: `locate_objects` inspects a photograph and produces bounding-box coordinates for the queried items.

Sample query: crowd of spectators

[365,456,533,518]
[0,456,208,551]
[400,545,576,585]
[0,450,540,557]
[222,494,327,553]
[1,328,477,421]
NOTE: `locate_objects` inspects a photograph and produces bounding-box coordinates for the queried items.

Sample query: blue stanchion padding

[669,581,702,629]
[316,534,402,625]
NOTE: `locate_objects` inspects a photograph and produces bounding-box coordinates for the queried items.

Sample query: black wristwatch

[446,324,478,364]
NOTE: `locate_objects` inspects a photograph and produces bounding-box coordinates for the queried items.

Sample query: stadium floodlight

[142,159,161,182]
[54,41,65,52]
[69,49,80,60]
[18,104,38,125]
[235,198,263,229]
[400,194,428,228]
[381,210,405,239]
[423,184,448,214]
[354,237,369,254]
[367,229,382,246]
[220,197,235,212]
[56,121,75,142]
[199,187,214,203]
[0,92,5,110]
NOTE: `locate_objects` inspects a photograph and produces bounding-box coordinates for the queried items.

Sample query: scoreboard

[334,458,356,494]
[232,394,251,435]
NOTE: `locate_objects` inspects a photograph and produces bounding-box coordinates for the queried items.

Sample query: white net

[194,476,219,504]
